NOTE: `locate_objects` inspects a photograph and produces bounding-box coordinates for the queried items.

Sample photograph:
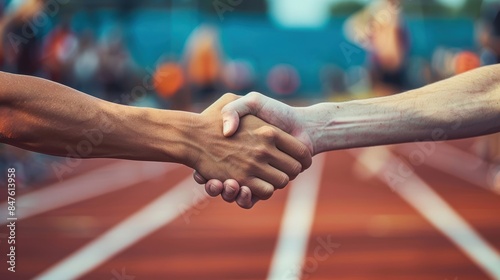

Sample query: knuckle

[247,91,263,100]
[247,91,262,97]
[254,145,270,159]
[221,93,239,103]
[242,163,254,175]
[223,92,237,99]
[258,126,277,141]
[246,92,263,111]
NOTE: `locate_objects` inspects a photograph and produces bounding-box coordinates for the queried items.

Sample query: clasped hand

[192,92,315,209]
[190,93,312,209]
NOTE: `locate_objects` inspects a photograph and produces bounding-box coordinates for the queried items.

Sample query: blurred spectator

[0,0,45,75]
[343,65,371,96]
[221,59,255,94]
[344,0,409,95]
[154,61,185,101]
[320,65,346,96]
[72,30,100,96]
[98,25,138,102]
[42,17,78,84]
[477,2,500,64]
[0,145,50,187]
[267,64,301,96]
[431,47,456,80]
[406,56,432,89]
[183,25,223,101]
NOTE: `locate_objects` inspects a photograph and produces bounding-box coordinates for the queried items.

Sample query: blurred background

[1,0,500,185]
[0,0,500,279]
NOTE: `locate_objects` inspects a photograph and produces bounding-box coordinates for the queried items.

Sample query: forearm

[303,64,500,153]
[0,72,197,165]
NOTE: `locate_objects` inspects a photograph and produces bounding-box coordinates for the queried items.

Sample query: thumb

[221,102,250,137]
[221,92,265,136]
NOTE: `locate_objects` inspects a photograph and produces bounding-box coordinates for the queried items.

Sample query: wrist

[111,105,202,166]
[300,103,338,155]
[181,113,206,169]
[301,95,421,153]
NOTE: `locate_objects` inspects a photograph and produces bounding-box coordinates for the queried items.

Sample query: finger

[204,179,224,197]
[222,179,240,202]
[221,92,264,136]
[251,162,291,190]
[235,186,253,209]
[267,149,303,181]
[236,186,260,209]
[221,109,241,137]
[244,177,275,200]
[274,131,313,171]
[193,171,208,184]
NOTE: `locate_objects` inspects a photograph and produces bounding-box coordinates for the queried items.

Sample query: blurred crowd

[0,0,499,187]
[0,0,142,186]
[0,4,139,101]
[342,0,500,96]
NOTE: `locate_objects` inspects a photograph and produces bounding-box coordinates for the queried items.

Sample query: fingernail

[209,184,217,193]
[240,190,248,199]
[224,183,235,195]
[223,121,229,135]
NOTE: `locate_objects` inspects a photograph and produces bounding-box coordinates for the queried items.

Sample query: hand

[221,91,315,153]
[194,92,316,208]
[190,93,312,205]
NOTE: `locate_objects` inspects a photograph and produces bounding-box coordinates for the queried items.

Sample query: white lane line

[34,175,204,280]
[267,154,326,280]
[395,143,495,193]
[0,161,176,225]
[354,147,500,280]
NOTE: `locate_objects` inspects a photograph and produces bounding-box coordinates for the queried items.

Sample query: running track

[1,138,500,280]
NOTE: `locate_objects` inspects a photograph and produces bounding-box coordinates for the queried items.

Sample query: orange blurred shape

[154,63,185,98]
[186,39,220,86]
[454,51,480,75]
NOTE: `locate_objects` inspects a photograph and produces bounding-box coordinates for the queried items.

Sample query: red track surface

[1,138,500,280]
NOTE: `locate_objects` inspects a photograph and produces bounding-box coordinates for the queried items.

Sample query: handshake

[3,64,496,207]
[177,64,500,208]
[188,92,320,209]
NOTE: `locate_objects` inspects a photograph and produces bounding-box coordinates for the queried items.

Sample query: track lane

[82,172,291,280]
[304,149,492,280]
[0,163,189,280]
[2,144,500,279]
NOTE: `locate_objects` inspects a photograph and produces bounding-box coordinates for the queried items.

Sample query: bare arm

[0,72,311,202]
[304,64,500,153]
[199,64,500,205]
[0,71,195,164]
[222,64,500,154]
